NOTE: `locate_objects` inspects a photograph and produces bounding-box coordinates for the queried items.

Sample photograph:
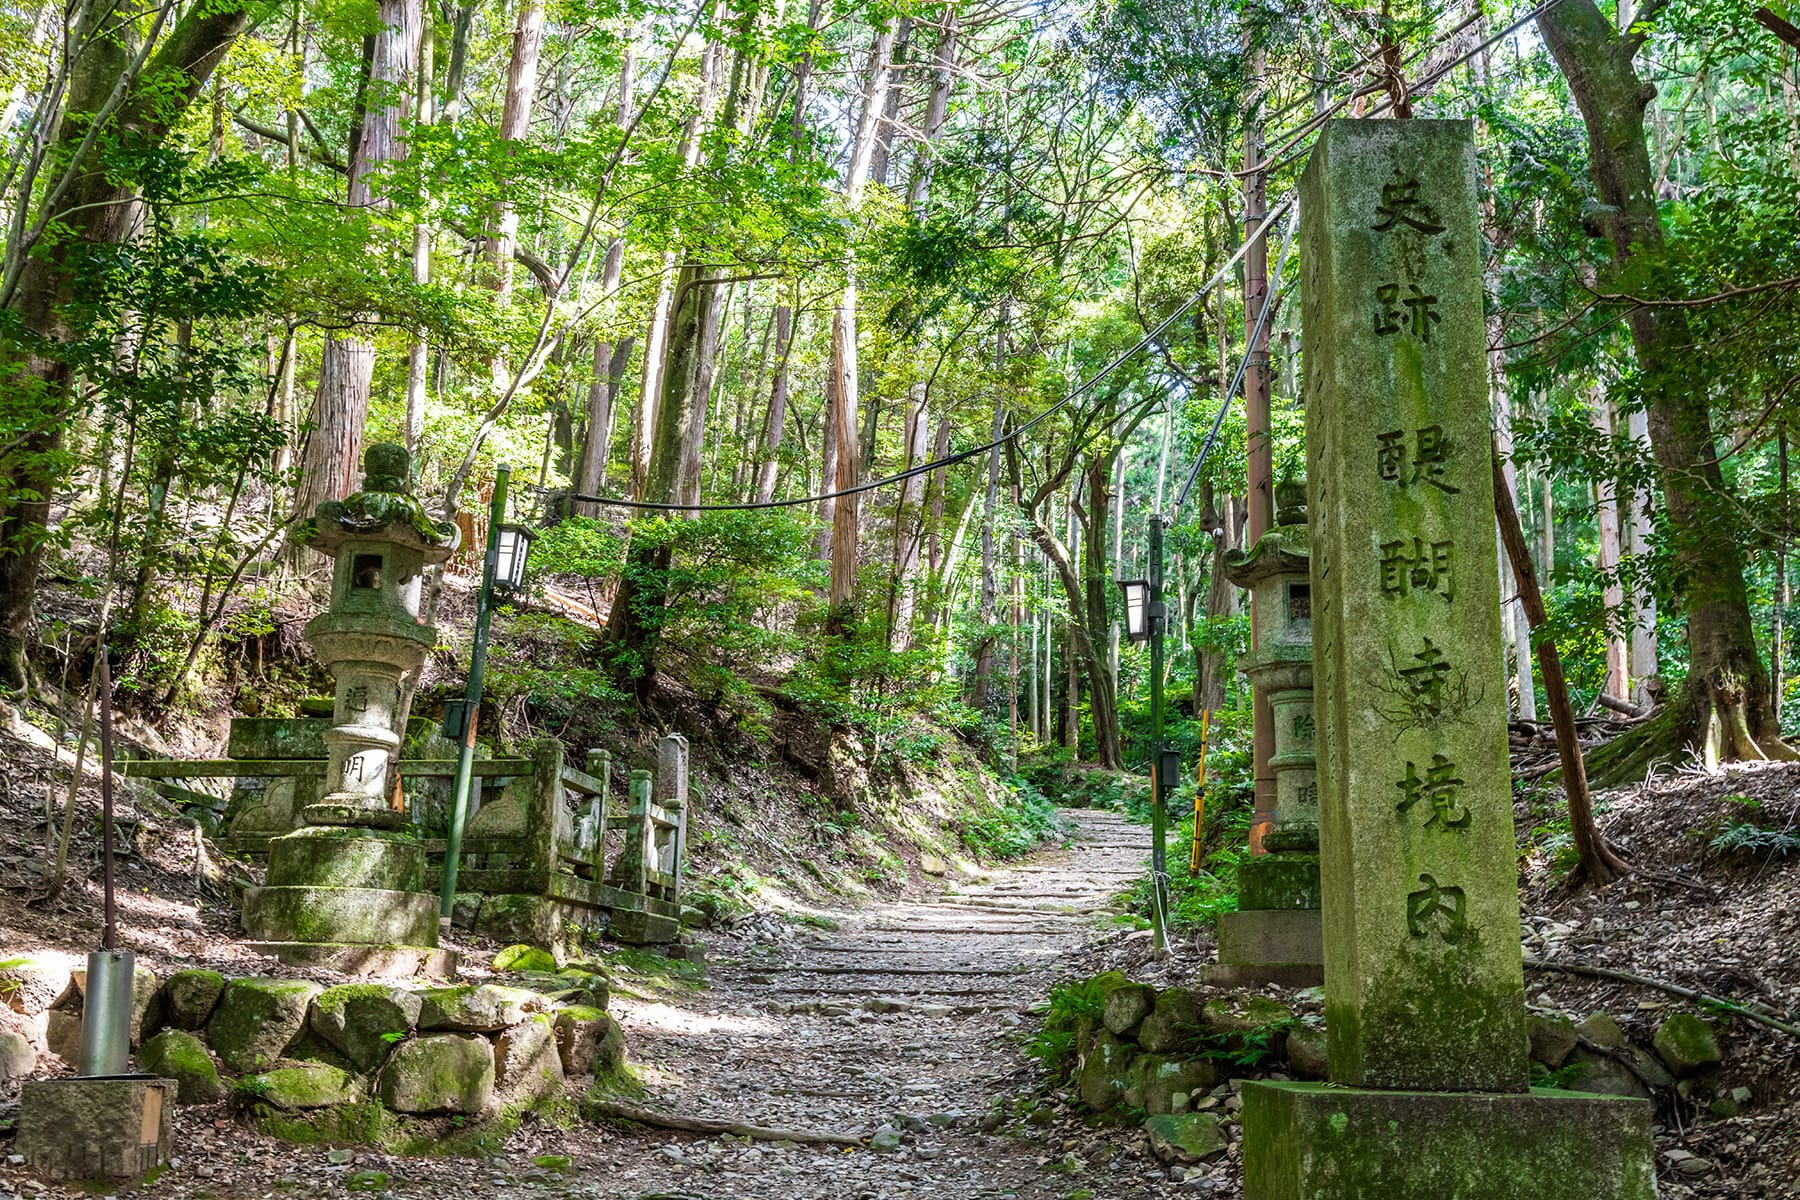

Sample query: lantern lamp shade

[1117,578,1151,643]
[492,524,536,592]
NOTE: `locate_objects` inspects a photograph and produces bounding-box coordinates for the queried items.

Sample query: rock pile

[0,947,627,1144]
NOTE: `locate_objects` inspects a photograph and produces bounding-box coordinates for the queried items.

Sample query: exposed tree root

[1525,957,1800,1038]
[587,1099,867,1147]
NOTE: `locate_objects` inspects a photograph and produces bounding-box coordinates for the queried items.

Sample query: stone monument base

[243,941,457,979]
[18,1076,176,1182]
[1242,1081,1656,1200]
[1216,908,1322,967]
[242,883,441,946]
[1211,853,1323,986]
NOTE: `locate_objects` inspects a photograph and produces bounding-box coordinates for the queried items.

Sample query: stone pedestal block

[1242,1081,1655,1200]
[608,907,681,946]
[265,826,426,891]
[1237,853,1321,910]
[18,1076,176,1182]
[1217,908,1324,967]
[242,885,440,946]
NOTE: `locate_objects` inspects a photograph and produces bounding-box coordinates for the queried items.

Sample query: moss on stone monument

[139,1030,227,1104]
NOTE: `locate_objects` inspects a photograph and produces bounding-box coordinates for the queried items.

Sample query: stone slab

[1242,1081,1655,1200]
[1217,908,1323,967]
[17,1076,176,1182]
[608,908,681,946]
[264,826,427,891]
[1198,961,1325,989]
[240,885,441,947]
[1237,853,1321,911]
[243,942,457,980]
[1302,118,1527,1092]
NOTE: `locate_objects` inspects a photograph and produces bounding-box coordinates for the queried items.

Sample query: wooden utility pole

[1242,34,1276,854]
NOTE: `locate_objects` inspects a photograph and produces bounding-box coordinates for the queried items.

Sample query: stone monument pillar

[1210,480,1322,986]
[240,444,460,977]
[1241,120,1655,1199]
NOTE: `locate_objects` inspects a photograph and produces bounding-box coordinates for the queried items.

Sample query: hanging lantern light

[1117,578,1152,643]
[492,524,536,593]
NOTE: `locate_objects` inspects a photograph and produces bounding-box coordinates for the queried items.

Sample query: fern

[1710,819,1800,859]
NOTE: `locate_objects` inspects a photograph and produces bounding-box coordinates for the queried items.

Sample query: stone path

[570,806,1160,1198]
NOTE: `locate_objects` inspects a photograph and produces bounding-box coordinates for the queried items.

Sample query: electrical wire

[1170,204,1299,516]
[549,197,1295,514]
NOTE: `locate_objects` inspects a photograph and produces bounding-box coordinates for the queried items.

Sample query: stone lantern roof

[1222,477,1309,589]
[293,443,459,562]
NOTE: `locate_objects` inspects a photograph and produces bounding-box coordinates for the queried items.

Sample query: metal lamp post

[439,465,534,920]
[1117,513,1171,959]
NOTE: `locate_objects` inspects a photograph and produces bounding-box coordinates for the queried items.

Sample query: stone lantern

[1211,478,1323,986]
[240,444,460,975]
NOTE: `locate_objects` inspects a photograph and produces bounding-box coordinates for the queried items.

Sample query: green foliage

[960,776,1069,861]
[1024,972,1127,1081]
[1709,818,1800,860]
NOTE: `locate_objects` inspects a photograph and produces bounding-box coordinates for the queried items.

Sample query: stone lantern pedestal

[1209,482,1324,987]
[240,445,460,977]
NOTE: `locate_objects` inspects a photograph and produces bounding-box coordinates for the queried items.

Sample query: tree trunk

[970,402,1005,712]
[1592,391,1629,699]
[1626,402,1659,704]
[754,301,794,503]
[0,0,250,686]
[294,0,420,518]
[483,0,546,299]
[1540,0,1791,759]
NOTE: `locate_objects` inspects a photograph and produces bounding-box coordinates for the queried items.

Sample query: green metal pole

[1148,513,1169,958]
[440,464,510,921]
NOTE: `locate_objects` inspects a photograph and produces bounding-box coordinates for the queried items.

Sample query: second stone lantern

[240,444,460,976]
[1211,479,1324,987]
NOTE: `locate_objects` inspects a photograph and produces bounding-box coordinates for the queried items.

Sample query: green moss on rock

[139,1030,226,1105]
[1652,1013,1722,1076]
[1075,1030,1135,1113]
[493,945,557,973]
[161,969,226,1031]
[1137,988,1203,1055]
[207,978,323,1073]
[375,1033,494,1114]
[310,984,422,1072]
[417,984,537,1032]
[240,1062,363,1111]
[1143,1112,1225,1164]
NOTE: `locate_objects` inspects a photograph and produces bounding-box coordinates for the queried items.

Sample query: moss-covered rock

[1285,1023,1329,1080]
[1123,1055,1218,1115]
[1137,987,1203,1054]
[0,952,74,1016]
[417,984,538,1032]
[375,1033,494,1114]
[1102,983,1157,1038]
[551,1006,616,1077]
[240,1062,364,1111]
[0,1030,36,1082]
[1652,1013,1721,1076]
[1575,1012,1626,1050]
[1143,1112,1225,1164]
[493,945,556,973]
[162,969,226,1031]
[310,984,422,1072]
[1566,1048,1652,1099]
[207,978,323,1073]
[1201,994,1293,1035]
[139,1030,227,1104]
[1528,1014,1579,1068]
[494,1014,564,1107]
[1075,1029,1135,1113]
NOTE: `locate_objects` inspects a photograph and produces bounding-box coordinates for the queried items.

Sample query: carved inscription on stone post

[1302,120,1529,1093]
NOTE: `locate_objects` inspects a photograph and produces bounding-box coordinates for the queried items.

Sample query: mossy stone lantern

[239,444,461,975]
[1211,477,1323,985]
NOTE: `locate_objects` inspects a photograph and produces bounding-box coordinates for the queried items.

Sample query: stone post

[1241,120,1654,1200]
[654,734,688,806]
[608,769,652,895]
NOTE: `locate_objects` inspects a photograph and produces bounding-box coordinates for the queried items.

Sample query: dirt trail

[570,806,1160,1199]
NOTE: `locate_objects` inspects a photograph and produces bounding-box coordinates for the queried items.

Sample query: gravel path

[571,805,1156,1198]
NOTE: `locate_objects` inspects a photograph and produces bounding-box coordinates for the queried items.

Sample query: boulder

[1575,1012,1626,1050]
[1284,1023,1329,1080]
[0,1030,37,1082]
[492,945,557,973]
[1137,988,1203,1054]
[1143,1112,1226,1164]
[1102,983,1157,1038]
[1653,1013,1722,1076]
[45,1010,82,1064]
[1201,994,1293,1035]
[1075,1029,1135,1113]
[376,1033,494,1114]
[310,984,422,1072]
[241,1062,363,1111]
[0,953,74,1016]
[494,1014,565,1106]
[1528,1014,1579,1068]
[417,984,538,1032]
[552,1006,617,1076]
[1566,1047,1651,1100]
[161,969,226,1031]
[207,978,323,1073]
[1123,1055,1218,1115]
[139,1030,227,1105]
